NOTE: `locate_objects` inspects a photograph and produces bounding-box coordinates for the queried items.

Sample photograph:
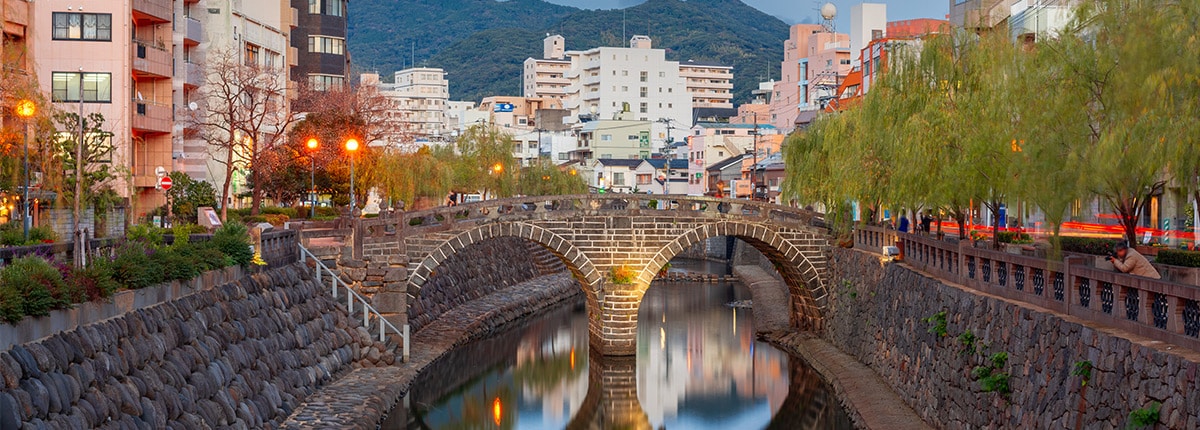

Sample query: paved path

[766,331,933,430]
[280,273,580,429]
[733,265,792,333]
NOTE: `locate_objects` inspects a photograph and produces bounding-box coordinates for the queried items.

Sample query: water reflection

[383,259,853,430]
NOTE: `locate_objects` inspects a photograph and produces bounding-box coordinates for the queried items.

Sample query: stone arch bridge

[350,195,831,356]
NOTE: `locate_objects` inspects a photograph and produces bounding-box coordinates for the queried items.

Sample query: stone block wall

[406,238,566,333]
[826,248,1200,429]
[0,265,390,430]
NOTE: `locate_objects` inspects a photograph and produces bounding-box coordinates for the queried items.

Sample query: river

[380,259,854,429]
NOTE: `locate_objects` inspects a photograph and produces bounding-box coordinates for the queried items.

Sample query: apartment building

[678,60,734,109]
[363,67,450,147]
[523,34,571,102]
[685,123,778,195]
[768,24,852,131]
[574,119,653,162]
[290,0,349,90]
[177,0,290,190]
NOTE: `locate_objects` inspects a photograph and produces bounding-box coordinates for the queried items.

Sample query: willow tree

[1063,0,1182,246]
[372,145,451,210]
[1158,1,1200,245]
[519,159,586,197]
[449,124,518,199]
[782,107,864,235]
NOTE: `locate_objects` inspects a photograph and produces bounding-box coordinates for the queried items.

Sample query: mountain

[348,0,789,104]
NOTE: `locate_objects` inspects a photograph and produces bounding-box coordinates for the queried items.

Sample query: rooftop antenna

[411,40,416,68]
[623,9,627,46]
[819,2,837,33]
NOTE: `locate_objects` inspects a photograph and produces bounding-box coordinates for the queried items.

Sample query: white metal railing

[299,245,410,362]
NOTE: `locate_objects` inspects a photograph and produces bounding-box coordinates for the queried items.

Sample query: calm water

[380,259,854,429]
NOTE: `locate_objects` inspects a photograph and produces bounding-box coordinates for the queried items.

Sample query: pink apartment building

[768,24,852,132]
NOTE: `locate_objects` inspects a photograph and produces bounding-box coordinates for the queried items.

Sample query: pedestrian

[921,213,934,236]
[898,215,910,233]
[1107,242,1161,279]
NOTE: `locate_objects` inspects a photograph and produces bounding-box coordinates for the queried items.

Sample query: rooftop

[695,122,777,130]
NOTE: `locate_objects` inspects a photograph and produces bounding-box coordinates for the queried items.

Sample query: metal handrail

[299,245,410,362]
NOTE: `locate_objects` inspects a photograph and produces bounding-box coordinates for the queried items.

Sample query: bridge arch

[635,221,829,330]
[407,222,605,327]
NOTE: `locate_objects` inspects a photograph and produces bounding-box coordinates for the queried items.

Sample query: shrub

[110,242,164,290]
[126,223,164,248]
[242,215,268,224]
[315,206,339,217]
[0,256,77,323]
[1156,249,1200,268]
[69,260,121,301]
[1059,237,1120,256]
[211,223,253,266]
[260,206,298,218]
[0,222,58,246]
[608,265,637,284]
[263,214,290,225]
[996,231,1032,244]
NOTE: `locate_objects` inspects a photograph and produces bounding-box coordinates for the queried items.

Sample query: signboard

[638,131,650,148]
[159,176,173,191]
[198,207,223,230]
[493,103,515,113]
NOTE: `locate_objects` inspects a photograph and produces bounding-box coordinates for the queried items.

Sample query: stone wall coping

[0,266,244,351]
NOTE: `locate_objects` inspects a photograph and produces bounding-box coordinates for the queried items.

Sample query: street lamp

[14,99,36,241]
[491,162,504,175]
[345,138,360,211]
[306,138,319,219]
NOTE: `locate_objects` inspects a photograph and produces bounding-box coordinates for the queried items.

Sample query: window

[639,102,647,113]
[308,0,320,13]
[627,135,639,140]
[244,44,261,66]
[309,74,345,91]
[613,173,625,186]
[637,174,652,185]
[308,36,345,55]
[640,71,648,82]
[52,13,112,41]
[622,86,628,92]
[51,72,111,103]
[325,0,345,16]
[659,72,666,78]
[622,70,628,76]
[558,153,569,160]
[601,134,612,141]
[528,142,537,149]
[640,87,647,98]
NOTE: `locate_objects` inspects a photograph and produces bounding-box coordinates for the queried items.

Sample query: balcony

[132,41,171,78]
[184,62,203,88]
[184,18,202,45]
[132,101,172,134]
[132,0,172,23]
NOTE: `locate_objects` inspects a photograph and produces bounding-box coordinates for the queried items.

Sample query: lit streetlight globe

[306,138,319,150]
[345,138,360,152]
[14,100,36,118]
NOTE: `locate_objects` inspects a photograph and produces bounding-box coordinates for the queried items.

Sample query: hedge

[1156,249,1200,268]
[1059,237,1121,256]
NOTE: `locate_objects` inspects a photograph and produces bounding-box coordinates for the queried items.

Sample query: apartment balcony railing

[132,101,172,134]
[184,17,202,44]
[132,0,172,22]
[132,41,171,78]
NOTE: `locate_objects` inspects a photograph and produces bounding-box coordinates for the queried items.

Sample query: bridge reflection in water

[382,260,852,430]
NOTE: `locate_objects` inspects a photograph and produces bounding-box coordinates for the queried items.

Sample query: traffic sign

[159,176,173,191]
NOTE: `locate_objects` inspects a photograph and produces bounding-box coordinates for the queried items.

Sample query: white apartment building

[179,0,291,192]
[523,35,571,102]
[370,67,450,145]
[678,61,734,109]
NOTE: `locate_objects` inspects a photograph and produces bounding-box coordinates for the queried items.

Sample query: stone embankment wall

[407,238,566,333]
[0,265,389,430]
[827,248,1200,429]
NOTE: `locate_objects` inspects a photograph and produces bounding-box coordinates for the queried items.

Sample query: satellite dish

[188,102,198,111]
[821,2,837,20]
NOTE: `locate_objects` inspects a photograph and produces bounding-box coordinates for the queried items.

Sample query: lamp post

[345,138,360,211]
[14,100,35,241]
[306,138,319,219]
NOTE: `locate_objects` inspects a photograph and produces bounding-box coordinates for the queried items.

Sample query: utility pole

[658,118,675,195]
[74,67,85,268]
[751,112,759,201]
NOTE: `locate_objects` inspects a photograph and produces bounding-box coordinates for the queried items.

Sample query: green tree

[371,145,452,210]
[449,124,518,199]
[163,172,218,224]
[519,159,587,197]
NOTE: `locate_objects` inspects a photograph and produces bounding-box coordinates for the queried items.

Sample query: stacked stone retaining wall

[827,248,1200,429]
[407,238,566,333]
[0,265,389,430]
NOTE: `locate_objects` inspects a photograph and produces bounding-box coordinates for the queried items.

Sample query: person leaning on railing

[1106,242,1162,279]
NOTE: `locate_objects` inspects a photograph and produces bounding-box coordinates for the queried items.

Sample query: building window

[640,71,648,82]
[244,43,261,66]
[325,0,345,17]
[308,36,345,55]
[639,102,647,113]
[640,87,647,98]
[558,153,568,160]
[309,74,345,91]
[51,72,111,103]
[613,172,625,186]
[637,174,652,185]
[308,0,320,13]
[52,13,112,41]
[601,134,612,141]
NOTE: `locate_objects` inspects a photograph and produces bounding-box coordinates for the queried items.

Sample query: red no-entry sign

[159,176,173,191]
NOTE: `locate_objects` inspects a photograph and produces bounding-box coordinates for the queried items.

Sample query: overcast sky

[543,0,949,29]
